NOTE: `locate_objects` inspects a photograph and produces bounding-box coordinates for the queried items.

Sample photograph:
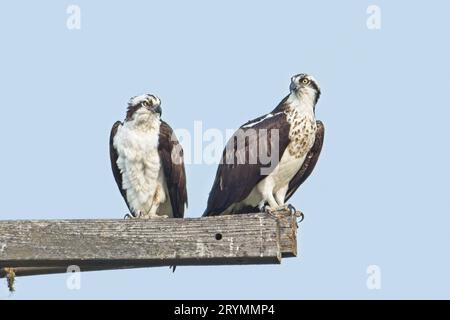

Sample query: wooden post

[0,211,299,278]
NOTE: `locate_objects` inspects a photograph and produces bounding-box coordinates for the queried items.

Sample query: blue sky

[0,1,450,299]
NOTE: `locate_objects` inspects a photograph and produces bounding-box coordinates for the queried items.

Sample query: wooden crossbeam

[0,210,298,278]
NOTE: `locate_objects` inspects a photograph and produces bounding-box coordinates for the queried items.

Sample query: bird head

[125,94,162,123]
[289,74,321,105]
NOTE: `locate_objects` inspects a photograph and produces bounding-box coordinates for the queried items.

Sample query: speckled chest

[285,108,317,158]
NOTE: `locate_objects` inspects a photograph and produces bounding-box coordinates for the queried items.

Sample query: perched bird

[110,94,187,219]
[203,74,324,217]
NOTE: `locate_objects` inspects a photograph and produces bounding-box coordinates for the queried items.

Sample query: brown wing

[203,112,291,216]
[158,121,188,218]
[109,121,134,214]
[285,120,325,201]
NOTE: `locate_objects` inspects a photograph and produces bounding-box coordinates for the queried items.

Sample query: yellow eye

[142,101,149,107]
[302,78,310,85]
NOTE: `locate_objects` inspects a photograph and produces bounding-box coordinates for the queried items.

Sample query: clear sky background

[1,0,449,299]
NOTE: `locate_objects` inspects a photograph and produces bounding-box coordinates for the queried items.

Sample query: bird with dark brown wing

[203,74,324,217]
[110,94,187,220]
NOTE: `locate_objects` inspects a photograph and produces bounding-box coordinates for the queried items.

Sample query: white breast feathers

[113,119,166,216]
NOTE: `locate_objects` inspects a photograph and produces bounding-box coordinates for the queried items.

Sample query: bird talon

[123,213,133,220]
[296,211,305,223]
[287,204,297,215]
[264,205,274,214]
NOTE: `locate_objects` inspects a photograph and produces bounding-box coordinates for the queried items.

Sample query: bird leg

[259,192,279,212]
[139,202,165,219]
[140,188,168,219]
[259,191,292,214]
[274,186,288,207]
[262,204,283,220]
[274,189,304,218]
[259,203,272,214]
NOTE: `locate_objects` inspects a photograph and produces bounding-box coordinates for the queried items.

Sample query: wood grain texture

[274,212,298,258]
[0,212,298,274]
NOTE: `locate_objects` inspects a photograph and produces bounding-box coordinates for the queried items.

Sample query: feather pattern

[158,121,188,218]
[204,81,324,216]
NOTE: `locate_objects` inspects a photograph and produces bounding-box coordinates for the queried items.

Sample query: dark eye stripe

[309,81,320,92]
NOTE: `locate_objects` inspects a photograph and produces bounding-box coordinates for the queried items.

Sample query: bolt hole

[215,233,223,240]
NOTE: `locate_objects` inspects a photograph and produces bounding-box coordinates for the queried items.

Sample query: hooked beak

[150,104,162,116]
[290,81,299,92]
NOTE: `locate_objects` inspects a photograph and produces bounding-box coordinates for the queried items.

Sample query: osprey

[203,74,324,216]
[109,94,187,219]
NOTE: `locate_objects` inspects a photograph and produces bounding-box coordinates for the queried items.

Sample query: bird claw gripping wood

[265,205,303,220]
[265,206,304,229]
[4,268,16,293]
[295,211,304,223]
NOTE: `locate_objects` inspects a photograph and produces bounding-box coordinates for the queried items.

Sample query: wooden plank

[0,214,287,269]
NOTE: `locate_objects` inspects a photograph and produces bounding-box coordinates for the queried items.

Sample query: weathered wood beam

[0,211,299,278]
[272,210,299,258]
